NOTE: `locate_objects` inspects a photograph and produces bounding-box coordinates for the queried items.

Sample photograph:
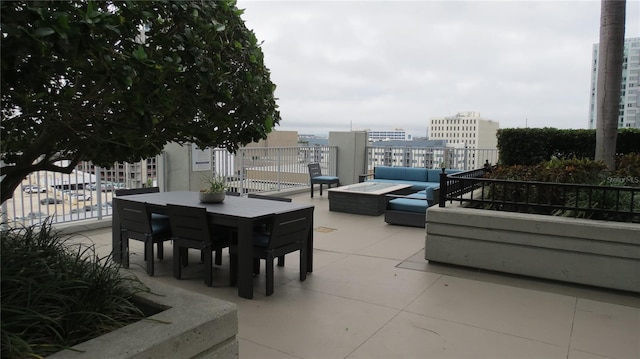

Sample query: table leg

[237,218,253,299]
[307,213,314,273]
[112,199,122,263]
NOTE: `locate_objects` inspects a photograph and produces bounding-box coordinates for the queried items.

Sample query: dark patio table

[112,191,314,299]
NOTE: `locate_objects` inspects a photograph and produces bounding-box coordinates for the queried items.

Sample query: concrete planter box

[48,275,239,359]
[425,206,640,293]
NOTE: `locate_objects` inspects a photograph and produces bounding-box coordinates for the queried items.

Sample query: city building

[366,129,410,141]
[428,111,499,149]
[588,37,640,129]
[367,139,451,169]
[428,111,499,169]
[79,158,158,189]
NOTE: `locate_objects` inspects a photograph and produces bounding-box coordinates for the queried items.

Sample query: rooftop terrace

[72,191,639,359]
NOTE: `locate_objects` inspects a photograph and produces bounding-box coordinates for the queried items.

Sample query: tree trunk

[595,0,626,170]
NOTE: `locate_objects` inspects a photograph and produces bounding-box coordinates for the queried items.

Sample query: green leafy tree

[1,0,280,203]
[594,0,625,169]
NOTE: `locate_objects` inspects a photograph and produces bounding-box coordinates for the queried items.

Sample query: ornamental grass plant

[1,219,149,358]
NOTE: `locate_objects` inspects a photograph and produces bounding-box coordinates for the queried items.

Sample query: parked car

[89,182,117,192]
[23,185,47,193]
[100,184,114,192]
[70,193,91,201]
[22,212,46,219]
[84,203,112,212]
[75,193,91,201]
[71,206,93,213]
[65,192,92,204]
[40,197,63,205]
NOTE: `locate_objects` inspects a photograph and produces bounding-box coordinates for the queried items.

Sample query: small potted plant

[199,173,227,203]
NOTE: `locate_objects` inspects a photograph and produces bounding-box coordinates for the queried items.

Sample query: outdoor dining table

[112,191,314,299]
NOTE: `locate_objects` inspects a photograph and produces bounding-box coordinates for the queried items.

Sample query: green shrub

[552,187,640,222]
[607,153,640,186]
[486,157,608,185]
[1,220,149,358]
[496,128,640,166]
[479,157,639,222]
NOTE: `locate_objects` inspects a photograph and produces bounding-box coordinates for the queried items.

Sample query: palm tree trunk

[595,0,626,170]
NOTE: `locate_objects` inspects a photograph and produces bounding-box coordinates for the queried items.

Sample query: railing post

[277,148,282,192]
[1,159,7,229]
[463,146,468,171]
[239,150,245,195]
[439,168,447,207]
[95,166,103,220]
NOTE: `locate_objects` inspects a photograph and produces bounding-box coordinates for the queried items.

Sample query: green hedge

[497,128,640,165]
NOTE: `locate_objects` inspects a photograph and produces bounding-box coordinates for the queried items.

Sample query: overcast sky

[236,0,640,137]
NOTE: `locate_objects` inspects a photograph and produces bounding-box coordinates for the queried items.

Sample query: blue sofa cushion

[388,198,430,213]
[407,191,429,199]
[375,167,428,182]
[253,232,270,248]
[426,169,460,182]
[415,187,438,199]
[368,166,458,192]
[367,178,428,191]
[367,179,440,192]
[312,175,339,182]
[150,213,171,234]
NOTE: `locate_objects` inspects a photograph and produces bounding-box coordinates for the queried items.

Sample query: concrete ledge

[55,218,113,234]
[49,273,239,359]
[425,206,640,293]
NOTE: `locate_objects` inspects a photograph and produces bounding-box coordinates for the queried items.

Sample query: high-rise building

[428,111,499,149]
[428,111,499,169]
[588,37,640,129]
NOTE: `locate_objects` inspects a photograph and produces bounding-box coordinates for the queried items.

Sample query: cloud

[238,0,640,136]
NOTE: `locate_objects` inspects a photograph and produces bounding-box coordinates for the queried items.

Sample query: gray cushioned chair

[230,207,313,296]
[308,163,339,198]
[166,204,231,287]
[116,198,172,276]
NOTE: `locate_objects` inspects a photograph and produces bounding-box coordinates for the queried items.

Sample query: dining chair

[247,193,292,268]
[230,207,313,296]
[166,204,231,287]
[308,163,339,198]
[116,198,172,276]
[115,187,169,263]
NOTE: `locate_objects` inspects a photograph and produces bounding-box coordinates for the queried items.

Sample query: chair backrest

[308,163,322,178]
[166,204,211,243]
[247,193,292,202]
[226,191,241,197]
[117,198,152,234]
[267,208,313,250]
[115,187,161,197]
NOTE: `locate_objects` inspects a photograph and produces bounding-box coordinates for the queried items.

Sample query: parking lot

[5,185,117,224]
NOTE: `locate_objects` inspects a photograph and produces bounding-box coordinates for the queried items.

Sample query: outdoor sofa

[359,166,460,227]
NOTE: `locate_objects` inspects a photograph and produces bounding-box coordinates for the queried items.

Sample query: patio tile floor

[77,192,640,359]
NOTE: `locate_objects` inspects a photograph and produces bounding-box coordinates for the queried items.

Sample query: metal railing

[2,146,337,226]
[212,146,337,194]
[366,146,498,171]
[2,156,161,227]
[440,169,640,223]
